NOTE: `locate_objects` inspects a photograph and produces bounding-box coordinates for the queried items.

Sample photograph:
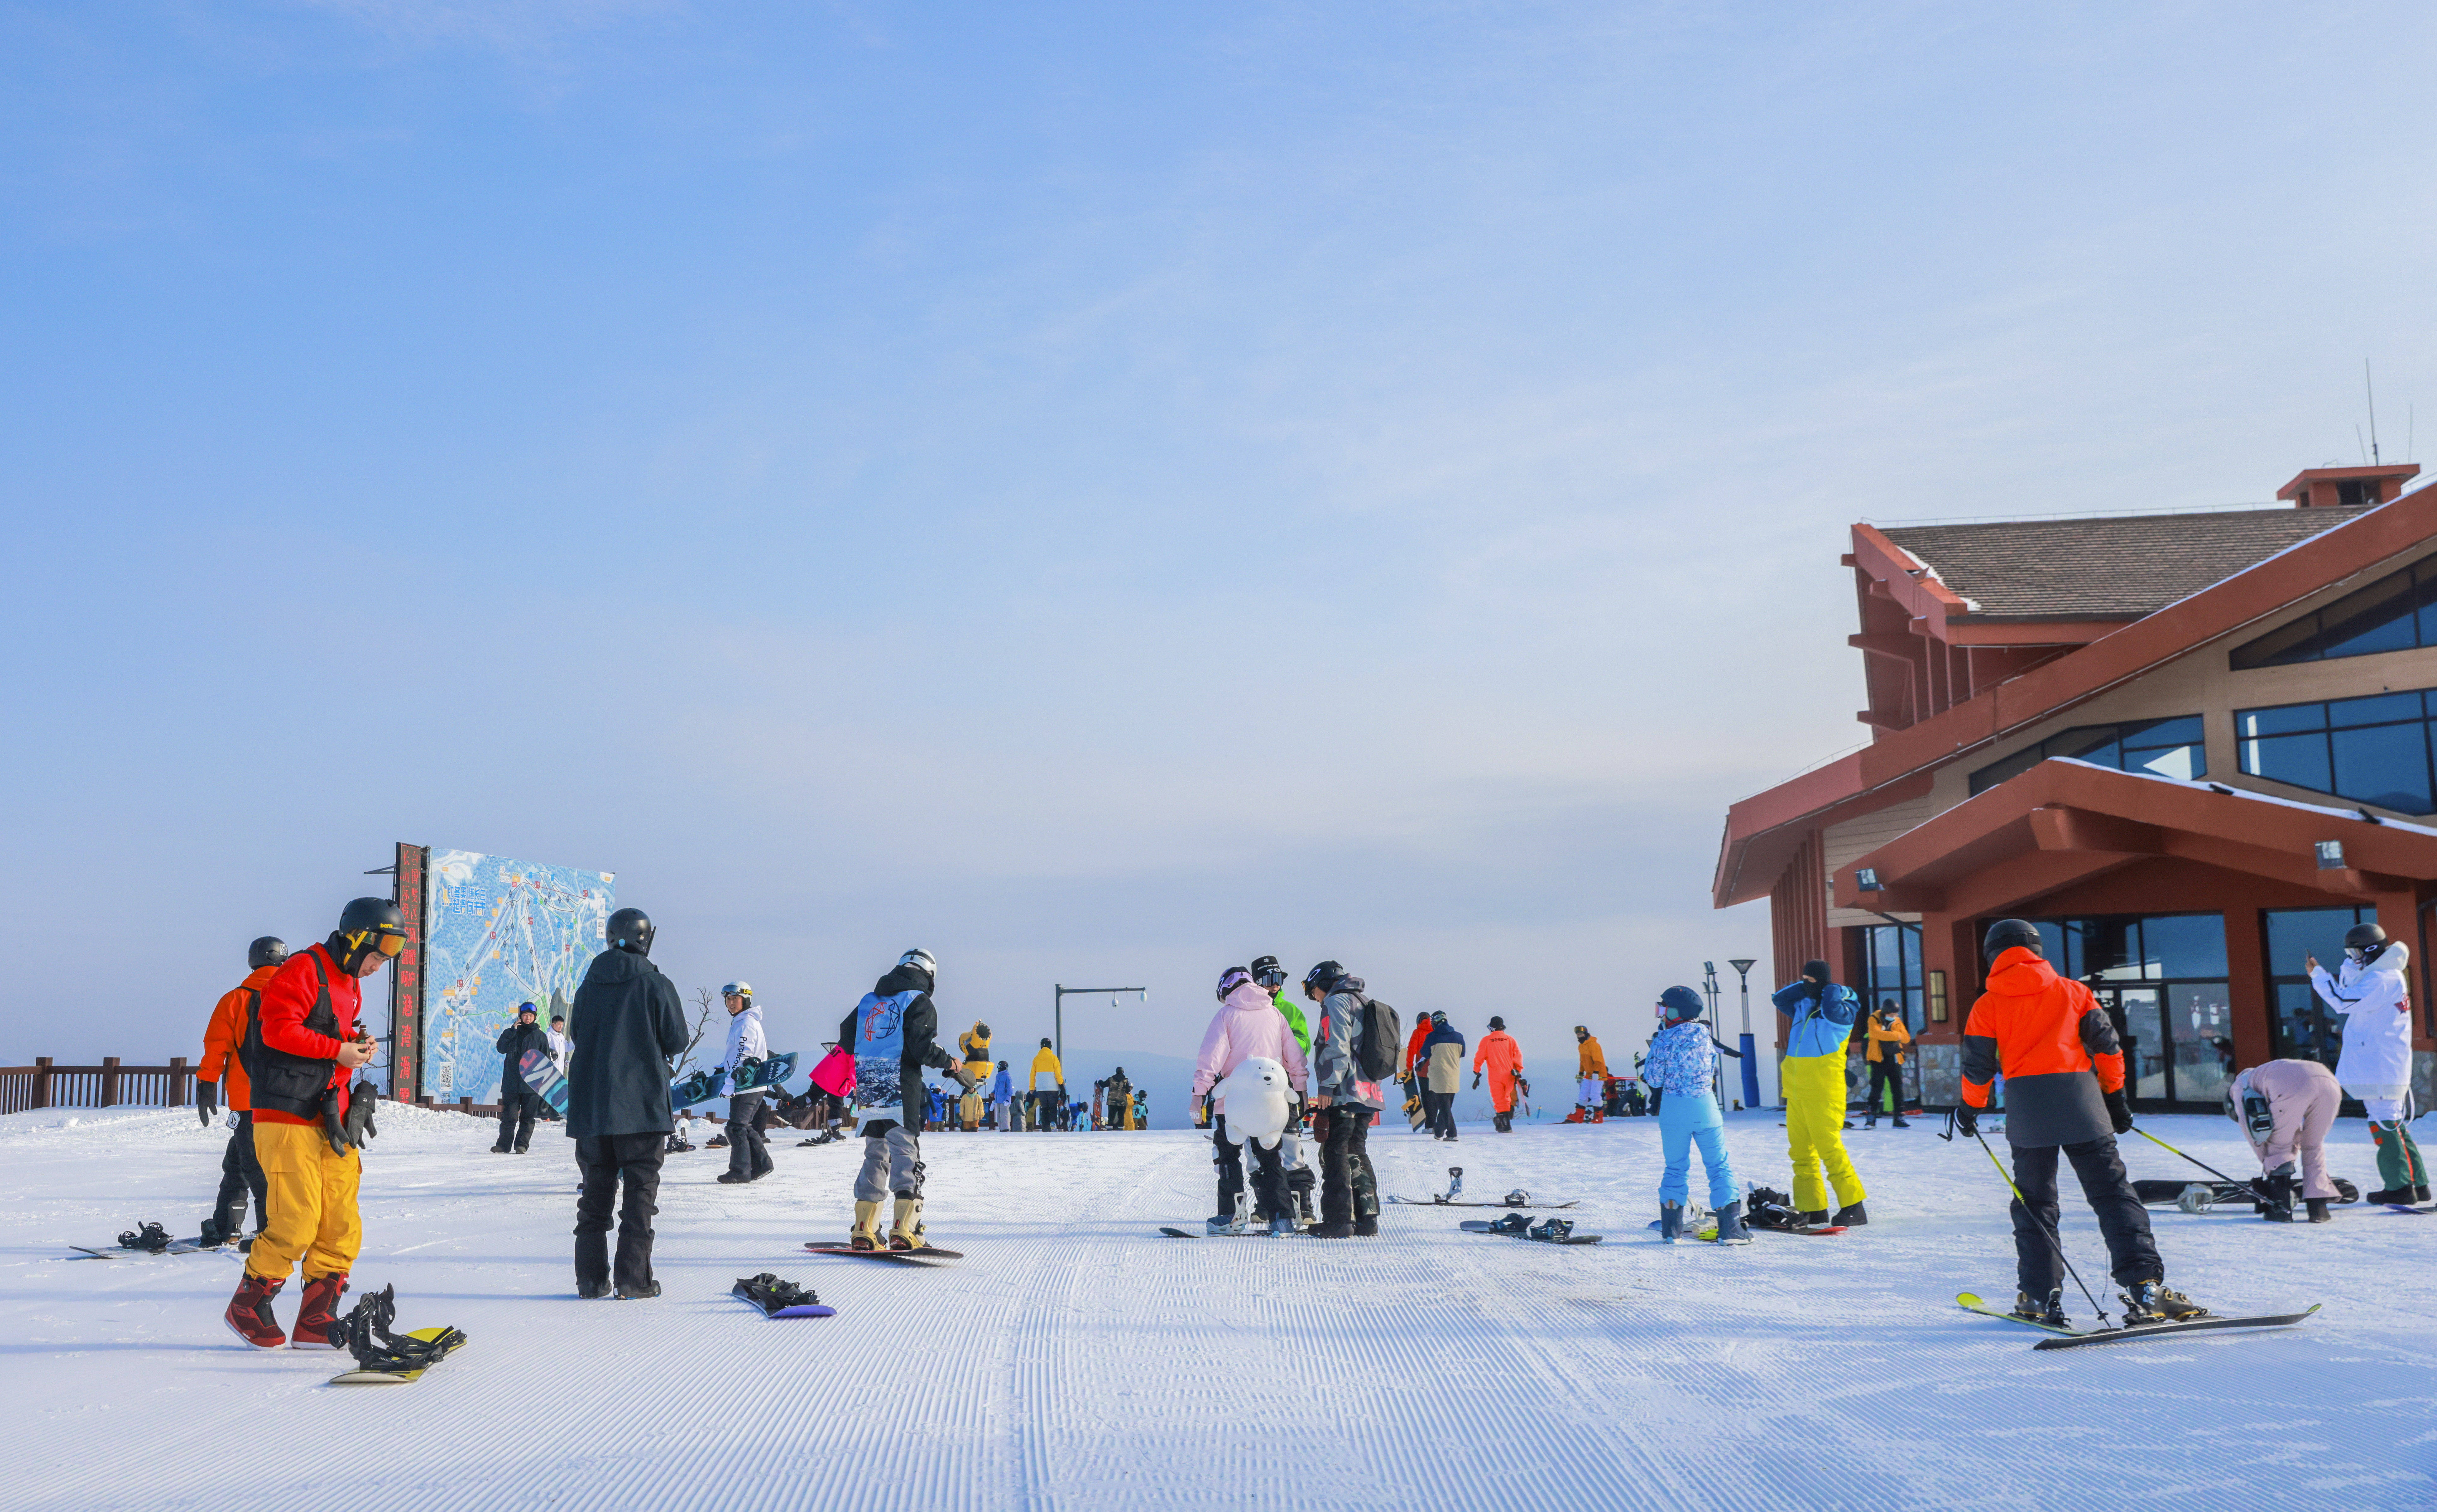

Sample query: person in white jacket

[547,1013,572,1074]
[715,982,772,1185]
[1190,967,1309,1235]
[2307,923,2428,1205]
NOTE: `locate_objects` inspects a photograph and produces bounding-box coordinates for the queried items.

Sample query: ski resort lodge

[1716,462,2437,1112]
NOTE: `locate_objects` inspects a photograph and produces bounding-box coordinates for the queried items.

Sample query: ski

[328,1325,465,1385]
[1956,1291,2084,1336]
[2382,1204,2436,1215]
[802,1242,961,1263]
[1159,1226,1290,1239]
[2031,1304,2321,1351]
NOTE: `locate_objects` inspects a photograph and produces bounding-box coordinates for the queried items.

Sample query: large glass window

[2231,556,2437,669]
[1857,923,1924,1034]
[2236,688,2437,813]
[2263,906,2375,1068]
[1967,716,2207,797]
[2000,912,2230,1108]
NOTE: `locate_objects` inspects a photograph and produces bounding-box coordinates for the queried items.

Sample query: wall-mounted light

[1856,867,1882,892]
[2315,840,2347,870]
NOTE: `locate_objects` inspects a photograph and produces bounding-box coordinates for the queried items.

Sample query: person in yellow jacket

[1027,1038,1063,1132]
[197,936,287,1246]
[1862,1001,1911,1129]
[1573,1026,1607,1118]
[1770,960,1869,1226]
[957,1022,992,1130]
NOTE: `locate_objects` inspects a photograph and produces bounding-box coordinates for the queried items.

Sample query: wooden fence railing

[0,1058,195,1116]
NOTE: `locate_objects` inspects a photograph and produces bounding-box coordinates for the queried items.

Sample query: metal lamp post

[1728,958,1762,1111]
[1051,984,1147,1067]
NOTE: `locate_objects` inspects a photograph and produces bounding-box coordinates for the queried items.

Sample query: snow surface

[4,1104,2433,1511]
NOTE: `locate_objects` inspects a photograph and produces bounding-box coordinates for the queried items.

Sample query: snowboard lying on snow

[1386,1168,1578,1209]
[1461,1218,1600,1245]
[1956,1291,2320,1350]
[70,1222,227,1260]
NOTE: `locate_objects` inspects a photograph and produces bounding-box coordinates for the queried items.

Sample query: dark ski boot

[1658,1201,1685,1244]
[2121,1280,2208,1325]
[1712,1200,1752,1245]
[1830,1202,1867,1227]
[2305,1198,2332,1223]
[2011,1289,2068,1329]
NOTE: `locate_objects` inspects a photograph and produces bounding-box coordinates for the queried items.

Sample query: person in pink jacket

[1191,966,1310,1234]
[2227,1058,2344,1223]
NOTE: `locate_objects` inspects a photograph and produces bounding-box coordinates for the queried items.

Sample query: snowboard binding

[1527,1217,1574,1243]
[117,1221,172,1253]
[733,1273,823,1317]
[331,1283,466,1373]
[1487,1212,1531,1235]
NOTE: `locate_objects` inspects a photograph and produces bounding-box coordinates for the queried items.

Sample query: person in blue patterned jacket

[1648,986,1750,1244]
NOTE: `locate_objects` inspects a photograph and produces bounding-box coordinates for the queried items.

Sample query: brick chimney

[2278,463,2420,508]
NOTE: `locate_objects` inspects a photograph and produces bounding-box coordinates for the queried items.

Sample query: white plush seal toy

[1210,1055,1296,1149]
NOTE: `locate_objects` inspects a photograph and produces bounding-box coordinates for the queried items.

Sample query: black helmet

[248,936,289,971]
[1983,918,2042,960]
[1250,955,1287,989]
[2345,921,2390,963]
[608,907,654,957]
[1217,967,1253,1001]
[332,897,407,971]
[1303,960,1344,992]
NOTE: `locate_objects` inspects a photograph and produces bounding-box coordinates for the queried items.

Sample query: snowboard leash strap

[1973,1132,2114,1330]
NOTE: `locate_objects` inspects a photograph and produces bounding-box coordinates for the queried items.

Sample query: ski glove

[1471,1073,1482,1089]
[345,1082,379,1146]
[196,1080,219,1125]
[1647,1087,1663,1116]
[1952,1103,1978,1138]
[2104,1087,2135,1135]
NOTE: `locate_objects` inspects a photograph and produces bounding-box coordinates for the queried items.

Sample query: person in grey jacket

[1305,961,1385,1238]
[565,907,688,1300]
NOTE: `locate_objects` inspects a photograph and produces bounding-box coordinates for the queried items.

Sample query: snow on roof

[2049,756,2437,836]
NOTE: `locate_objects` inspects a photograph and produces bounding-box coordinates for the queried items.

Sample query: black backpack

[1352,997,1402,1084]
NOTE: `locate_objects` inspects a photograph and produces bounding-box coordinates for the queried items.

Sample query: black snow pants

[2010,1135,2161,1298]
[1867,1059,1904,1119]
[1424,1090,1458,1139]
[727,1093,772,1180]
[496,1088,540,1151]
[1213,1115,1290,1222]
[575,1133,666,1295]
[1317,1104,1377,1228]
[211,1112,267,1237]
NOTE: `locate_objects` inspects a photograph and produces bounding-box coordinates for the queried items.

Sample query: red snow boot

[290,1272,350,1349]
[223,1274,288,1349]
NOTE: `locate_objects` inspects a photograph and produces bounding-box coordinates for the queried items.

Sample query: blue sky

[6,3,2434,1091]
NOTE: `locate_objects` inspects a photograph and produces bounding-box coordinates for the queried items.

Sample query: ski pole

[2129,1125,2268,1205]
[1973,1130,2115,1329]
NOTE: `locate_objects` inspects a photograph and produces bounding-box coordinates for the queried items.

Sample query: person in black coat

[565,908,687,1299]
[492,1003,550,1153]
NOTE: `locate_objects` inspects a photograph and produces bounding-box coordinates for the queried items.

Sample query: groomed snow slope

[3,1104,2431,1512]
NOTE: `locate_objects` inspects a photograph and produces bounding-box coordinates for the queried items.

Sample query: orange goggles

[347,929,409,959]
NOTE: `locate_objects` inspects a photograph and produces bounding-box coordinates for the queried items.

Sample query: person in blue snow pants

[1647,985,1749,1243]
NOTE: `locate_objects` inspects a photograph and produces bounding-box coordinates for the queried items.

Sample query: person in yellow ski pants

[1772,960,1869,1225]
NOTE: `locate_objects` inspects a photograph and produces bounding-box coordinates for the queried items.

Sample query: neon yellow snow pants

[1782,1053,1866,1213]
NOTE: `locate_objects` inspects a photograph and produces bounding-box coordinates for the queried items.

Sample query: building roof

[1881,507,2372,622]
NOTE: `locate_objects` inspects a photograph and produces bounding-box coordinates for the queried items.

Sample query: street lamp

[1727,958,1762,1111]
[1052,983,1148,1066]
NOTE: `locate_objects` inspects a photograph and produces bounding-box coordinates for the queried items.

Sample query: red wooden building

[1715,463,2437,1110]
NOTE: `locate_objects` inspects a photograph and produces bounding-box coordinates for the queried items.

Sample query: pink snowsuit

[2230,1058,2342,1200]
[1191,982,1309,1119]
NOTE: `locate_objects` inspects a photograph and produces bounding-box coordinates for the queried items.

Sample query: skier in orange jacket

[1471,1018,1524,1132]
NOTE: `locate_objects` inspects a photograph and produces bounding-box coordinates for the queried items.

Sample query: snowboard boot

[1711,1200,1753,1245]
[1830,1202,1867,1227]
[1862,1115,1877,1129]
[223,1274,287,1349]
[1892,1115,1912,1128]
[849,1199,885,1252]
[197,1217,225,1249]
[1352,1215,1380,1237]
[615,1279,662,1300]
[1267,1213,1296,1237]
[576,1230,611,1297]
[490,1143,511,1154]
[2421,1185,2433,1204]
[2367,1186,2414,1206]
[2305,1198,2332,1223]
[889,1197,927,1251]
[1799,1209,1831,1229]
[1309,1221,1353,1238]
[2011,1289,2068,1329]
[1658,1201,1685,1243]
[717,1172,752,1184]
[2120,1280,2208,1325]
[290,1272,349,1349]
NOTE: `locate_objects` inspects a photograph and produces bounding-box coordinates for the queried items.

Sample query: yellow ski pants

[245,1119,362,1283]
[1782,1053,1866,1213]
